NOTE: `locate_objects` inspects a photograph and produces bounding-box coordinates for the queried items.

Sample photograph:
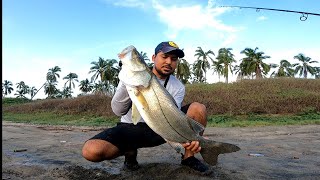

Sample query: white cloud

[257,16,268,21]
[221,34,238,47]
[101,0,241,47]
[113,0,146,9]
[101,0,148,9]
[148,0,245,57]
[152,0,238,39]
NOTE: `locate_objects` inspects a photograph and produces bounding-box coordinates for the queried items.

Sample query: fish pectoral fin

[131,104,141,125]
[127,87,149,124]
[134,89,149,111]
[186,116,205,135]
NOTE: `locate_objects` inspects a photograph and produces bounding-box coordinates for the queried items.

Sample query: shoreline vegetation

[3,78,320,127]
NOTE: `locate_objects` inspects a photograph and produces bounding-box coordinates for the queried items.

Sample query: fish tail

[200,139,240,166]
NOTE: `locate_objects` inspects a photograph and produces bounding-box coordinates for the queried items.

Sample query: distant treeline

[2,47,319,100]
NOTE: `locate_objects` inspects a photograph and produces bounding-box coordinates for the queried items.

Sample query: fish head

[118,45,148,72]
[118,45,152,88]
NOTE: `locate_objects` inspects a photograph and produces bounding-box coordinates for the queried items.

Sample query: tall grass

[3,78,320,126]
[3,94,115,117]
[184,78,320,115]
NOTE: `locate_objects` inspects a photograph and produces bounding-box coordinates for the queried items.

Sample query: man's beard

[155,66,173,77]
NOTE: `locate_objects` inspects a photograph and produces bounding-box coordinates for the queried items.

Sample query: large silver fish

[118,45,240,165]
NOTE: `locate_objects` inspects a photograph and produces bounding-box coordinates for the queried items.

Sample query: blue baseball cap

[154,41,184,58]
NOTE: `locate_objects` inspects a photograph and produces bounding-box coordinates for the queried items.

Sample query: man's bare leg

[82,139,139,170]
[180,102,210,172]
[82,139,121,162]
[183,102,207,159]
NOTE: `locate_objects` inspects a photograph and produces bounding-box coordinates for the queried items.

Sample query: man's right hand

[182,141,201,155]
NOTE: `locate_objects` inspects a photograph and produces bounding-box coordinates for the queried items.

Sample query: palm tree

[60,87,73,98]
[79,78,93,94]
[44,81,59,98]
[216,48,236,83]
[89,57,109,83]
[103,59,119,81]
[175,58,191,84]
[140,51,150,61]
[270,60,297,78]
[89,57,120,95]
[240,47,271,79]
[99,59,121,96]
[63,72,79,91]
[2,80,14,97]
[47,66,61,83]
[14,90,27,99]
[294,53,319,78]
[234,64,249,81]
[32,66,61,99]
[92,81,105,94]
[16,81,26,91]
[194,47,215,83]
[29,86,37,100]
[314,67,320,79]
[140,51,153,69]
[212,60,224,82]
[16,81,30,96]
[192,60,205,83]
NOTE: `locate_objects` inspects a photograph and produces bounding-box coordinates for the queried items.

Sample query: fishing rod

[220,6,320,21]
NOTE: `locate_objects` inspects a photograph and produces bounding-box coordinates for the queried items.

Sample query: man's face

[152,51,179,79]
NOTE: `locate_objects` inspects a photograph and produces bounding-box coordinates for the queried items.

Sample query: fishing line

[220,6,320,21]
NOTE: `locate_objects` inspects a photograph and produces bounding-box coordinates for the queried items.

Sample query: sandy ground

[2,121,320,180]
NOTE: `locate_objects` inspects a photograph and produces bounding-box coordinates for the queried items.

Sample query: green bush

[2,97,31,106]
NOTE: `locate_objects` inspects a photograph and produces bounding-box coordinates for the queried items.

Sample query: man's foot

[181,156,209,172]
[123,149,140,171]
[123,160,140,170]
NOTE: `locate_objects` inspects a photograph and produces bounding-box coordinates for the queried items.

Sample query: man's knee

[82,139,119,162]
[187,102,207,128]
[189,102,207,115]
[82,140,100,162]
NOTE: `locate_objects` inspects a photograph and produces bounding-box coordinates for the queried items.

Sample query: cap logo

[168,41,179,48]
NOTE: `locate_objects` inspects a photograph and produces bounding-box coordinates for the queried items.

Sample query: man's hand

[182,141,201,154]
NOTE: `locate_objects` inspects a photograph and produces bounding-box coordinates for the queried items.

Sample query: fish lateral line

[149,78,191,143]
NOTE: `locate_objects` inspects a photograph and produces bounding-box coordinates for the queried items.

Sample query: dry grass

[3,78,320,117]
[3,94,115,117]
[184,78,320,115]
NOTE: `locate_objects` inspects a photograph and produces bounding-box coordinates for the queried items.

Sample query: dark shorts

[89,104,191,153]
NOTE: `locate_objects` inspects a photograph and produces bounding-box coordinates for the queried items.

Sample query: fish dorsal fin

[186,116,205,135]
[131,104,141,125]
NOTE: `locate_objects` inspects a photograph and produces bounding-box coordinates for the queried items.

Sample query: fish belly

[138,76,199,143]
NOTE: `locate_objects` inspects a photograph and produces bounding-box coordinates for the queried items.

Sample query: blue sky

[3,0,320,99]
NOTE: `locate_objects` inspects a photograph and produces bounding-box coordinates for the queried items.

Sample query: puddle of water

[4,149,122,175]
[22,158,69,166]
